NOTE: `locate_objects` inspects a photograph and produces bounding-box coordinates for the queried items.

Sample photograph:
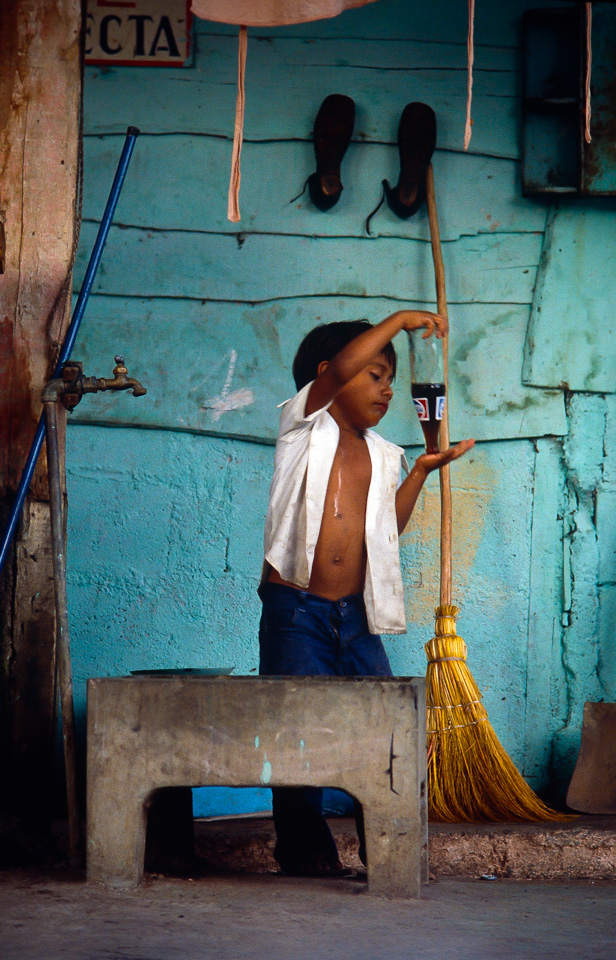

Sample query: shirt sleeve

[277,381,333,440]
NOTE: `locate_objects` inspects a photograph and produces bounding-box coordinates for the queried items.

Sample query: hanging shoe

[291,94,355,211]
[366,102,436,233]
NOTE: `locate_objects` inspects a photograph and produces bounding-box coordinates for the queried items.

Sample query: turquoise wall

[66,0,615,814]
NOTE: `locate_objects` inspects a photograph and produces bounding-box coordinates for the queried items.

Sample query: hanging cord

[365,183,386,234]
[228,25,248,223]
[584,2,592,144]
[289,176,310,204]
[463,0,475,151]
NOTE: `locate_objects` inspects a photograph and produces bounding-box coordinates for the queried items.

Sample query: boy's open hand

[397,310,448,339]
[397,438,475,532]
[415,438,475,474]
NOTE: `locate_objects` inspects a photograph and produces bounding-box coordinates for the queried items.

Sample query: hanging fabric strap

[463,0,475,150]
[585,2,592,144]
[228,25,248,223]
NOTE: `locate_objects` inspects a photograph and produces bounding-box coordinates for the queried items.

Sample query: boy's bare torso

[266,310,473,612]
[269,430,372,600]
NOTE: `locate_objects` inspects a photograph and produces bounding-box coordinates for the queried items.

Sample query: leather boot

[306,94,355,211]
[366,102,437,232]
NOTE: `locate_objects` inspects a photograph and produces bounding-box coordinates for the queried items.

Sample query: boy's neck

[328,404,366,439]
[338,422,365,439]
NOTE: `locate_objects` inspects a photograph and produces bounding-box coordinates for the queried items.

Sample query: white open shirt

[262,381,409,635]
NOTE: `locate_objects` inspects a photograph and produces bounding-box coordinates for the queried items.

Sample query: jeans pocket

[261,600,298,633]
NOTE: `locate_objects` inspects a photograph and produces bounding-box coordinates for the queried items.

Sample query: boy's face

[332,353,395,430]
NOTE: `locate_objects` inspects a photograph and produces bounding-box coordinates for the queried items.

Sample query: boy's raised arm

[305,309,446,416]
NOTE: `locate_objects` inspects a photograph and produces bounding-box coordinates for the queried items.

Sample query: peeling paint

[400,452,499,616]
[204,388,255,421]
[260,755,272,785]
[202,350,255,420]
[550,393,611,781]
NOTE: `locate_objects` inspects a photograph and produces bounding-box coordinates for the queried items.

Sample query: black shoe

[366,102,437,232]
[293,95,355,211]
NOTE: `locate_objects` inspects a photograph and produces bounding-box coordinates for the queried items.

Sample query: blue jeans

[258,582,392,871]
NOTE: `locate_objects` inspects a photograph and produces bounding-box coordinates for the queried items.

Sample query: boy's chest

[325,435,372,509]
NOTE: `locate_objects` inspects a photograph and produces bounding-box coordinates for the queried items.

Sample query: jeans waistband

[259,581,364,612]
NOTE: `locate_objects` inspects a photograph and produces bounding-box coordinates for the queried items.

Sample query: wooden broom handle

[425,163,452,607]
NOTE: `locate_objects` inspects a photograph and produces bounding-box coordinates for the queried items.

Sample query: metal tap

[82,356,147,399]
[42,356,147,411]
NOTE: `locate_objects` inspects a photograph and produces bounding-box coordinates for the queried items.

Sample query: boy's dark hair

[292,320,397,390]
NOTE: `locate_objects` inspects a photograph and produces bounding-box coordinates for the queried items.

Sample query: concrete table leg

[362,809,424,899]
[88,786,149,888]
[356,683,427,898]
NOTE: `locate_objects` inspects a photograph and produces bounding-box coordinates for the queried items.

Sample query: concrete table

[87,676,427,898]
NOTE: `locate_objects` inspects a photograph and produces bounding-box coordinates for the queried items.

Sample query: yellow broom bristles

[426,605,572,823]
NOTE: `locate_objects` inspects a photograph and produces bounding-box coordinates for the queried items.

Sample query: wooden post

[0,0,81,835]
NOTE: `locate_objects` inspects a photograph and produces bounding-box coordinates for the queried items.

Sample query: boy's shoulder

[277,381,333,436]
[277,382,311,416]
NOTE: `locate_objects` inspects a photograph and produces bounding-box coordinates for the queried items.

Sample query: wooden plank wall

[73,6,566,447]
[0,0,81,830]
[65,0,614,804]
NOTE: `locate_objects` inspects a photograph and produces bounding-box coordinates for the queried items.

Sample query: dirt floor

[2,815,616,959]
[1,866,615,960]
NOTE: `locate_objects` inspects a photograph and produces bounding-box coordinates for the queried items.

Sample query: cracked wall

[550,394,615,787]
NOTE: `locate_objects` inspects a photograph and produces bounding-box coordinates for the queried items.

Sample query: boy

[259,310,474,877]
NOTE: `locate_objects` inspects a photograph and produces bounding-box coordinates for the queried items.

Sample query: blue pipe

[0,126,140,576]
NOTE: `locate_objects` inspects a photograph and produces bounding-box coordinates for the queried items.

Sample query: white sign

[85,0,192,66]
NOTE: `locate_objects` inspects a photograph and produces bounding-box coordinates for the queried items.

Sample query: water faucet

[82,356,147,398]
[42,357,147,411]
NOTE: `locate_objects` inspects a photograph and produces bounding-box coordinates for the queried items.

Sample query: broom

[423,163,570,822]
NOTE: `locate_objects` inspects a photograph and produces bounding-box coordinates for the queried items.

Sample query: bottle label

[436,396,447,421]
[413,397,429,421]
